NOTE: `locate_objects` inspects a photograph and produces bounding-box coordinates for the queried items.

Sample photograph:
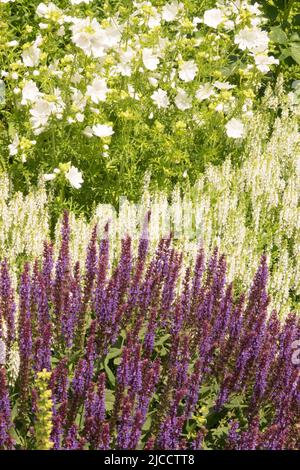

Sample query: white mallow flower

[148,11,161,29]
[71,18,107,58]
[22,36,42,67]
[71,87,86,111]
[43,172,57,181]
[196,83,215,101]
[71,18,121,57]
[178,60,198,83]
[21,80,41,105]
[225,118,245,139]
[203,8,223,29]
[71,0,93,4]
[162,1,184,22]
[254,54,279,73]
[214,81,236,90]
[83,126,93,138]
[86,77,109,104]
[234,27,269,53]
[116,47,135,77]
[7,40,19,47]
[36,2,63,22]
[29,99,53,129]
[142,48,159,71]
[148,76,158,87]
[65,166,83,189]
[151,88,170,109]
[8,134,19,156]
[92,124,114,138]
[175,88,192,111]
[0,0,15,3]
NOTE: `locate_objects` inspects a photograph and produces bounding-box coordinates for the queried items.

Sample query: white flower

[234,27,269,53]
[142,48,159,71]
[116,47,135,77]
[6,40,19,47]
[22,36,42,67]
[151,88,170,109]
[175,88,192,110]
[65,166,83,189]
[43,173,57,181]
[214,81,236,90]
[75,112,84,122]
[71,87,86,111]
[254,54,279,73]
[36,2,63,22]
[196,83,215,101]
[92,124,114,138]
[83,126,93,137]
[71,18,107,58]
[203,8,223,29]
[29,98,53,129]
[128,84,140,100]
[148,11,161,28]
[148,76,158,87]
[178,60,198,82]
[162,1,183,22]
[21,80,41,105]
[225,118,245,139]
[86,77,109,104]
[8,134,19,156]
[0,0,15,3]
[71,0,92,4]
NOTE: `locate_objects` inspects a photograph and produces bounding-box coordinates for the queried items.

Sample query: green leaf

[154,333,170,347]
[105,347,122,362]
[290,44,300,64]
[104,362,116,387]
[269,27,288,44]
[105,389,115,411]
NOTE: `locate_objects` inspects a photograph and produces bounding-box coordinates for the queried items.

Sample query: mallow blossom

[203,8,223,29]
[162,1,184,22]
[86,78,109,104]
[151,89,170,109]
[65,166,83,189]
[225,118,245,139]
[92,124,114,138]
[178,60,198,83]
[234,27,269,53]
[142,48,159,72]
[196,83,215,102]
[175,88,192,111]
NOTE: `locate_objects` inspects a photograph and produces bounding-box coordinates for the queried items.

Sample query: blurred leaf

[105,389,115,411]
[154,333,170,347]
[104,362,116,387]
[290,44,300,64]
[270,26,288,44]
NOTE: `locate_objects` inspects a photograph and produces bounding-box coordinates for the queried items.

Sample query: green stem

[283,0,295,24]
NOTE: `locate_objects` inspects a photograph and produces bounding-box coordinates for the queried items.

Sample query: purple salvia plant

[0,259,16,352]
[0,367,14,450]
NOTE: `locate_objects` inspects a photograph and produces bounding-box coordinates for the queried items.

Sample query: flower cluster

[0,0,283,199]
[0,213,299,450]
